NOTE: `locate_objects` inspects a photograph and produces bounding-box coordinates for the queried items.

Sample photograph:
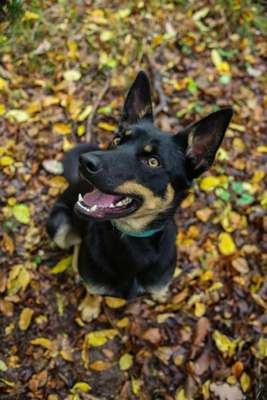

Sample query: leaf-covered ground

[0,1,266,399]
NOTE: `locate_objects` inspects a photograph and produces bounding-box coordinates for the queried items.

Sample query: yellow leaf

[119,353,133,371]
[19,308,33,331]
[78,105,92,121]
[23,11,39,21]
[31,338,53,350]
[180,193,195,208]
[211,49,230,74]
[157,313,174,323]
[51,256,73,274]
[202,380,210,400]
[257,145,267,153]
[53,123,72,135]
[255,337,267,359]
[131,377,141,395]
[8,265,31,295]
[0,156,14,166]
[116,317,129,328]
[252,170,265,183]
[6,110,30,122]
[0,104,6,115]
[98,122,117,132]
[207,282,223,292]
[200,176,220,191]
[48,176,68,188]
[86,329,118,347]
[71,382,91,393]
[218,232,236,255]
[13,204,30,224]
[77,125,85,136]
[201,270,214,281]
[63,69,81,82]
[67,40,78,59]
[105,297,126,308]
[194,302,206,317]
[240,372,250,392]
[196,207,212,222]
[212,330,238,356]
[43,96,60,107]
[176,388,188,400]
[0,77,8,90]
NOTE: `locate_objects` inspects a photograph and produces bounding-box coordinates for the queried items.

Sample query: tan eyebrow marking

[124,129,132,136]
[144,144,153,153]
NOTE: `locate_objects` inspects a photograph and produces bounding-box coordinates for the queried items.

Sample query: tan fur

[138,105,152,120]
[124,129,132,136]
[149,285,170,303]
[113,181,175,233]
[144,144,153,153]
[54,224,81,249]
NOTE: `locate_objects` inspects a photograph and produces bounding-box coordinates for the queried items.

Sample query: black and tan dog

[47,71,233,299]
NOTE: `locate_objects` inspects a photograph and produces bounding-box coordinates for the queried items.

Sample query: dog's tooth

[78,193,83,202]
[91,205,97,211]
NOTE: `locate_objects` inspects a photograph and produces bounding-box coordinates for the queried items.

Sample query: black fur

[47,71,233,299]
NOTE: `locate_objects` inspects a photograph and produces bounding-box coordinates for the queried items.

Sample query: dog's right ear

[120,71,153,129]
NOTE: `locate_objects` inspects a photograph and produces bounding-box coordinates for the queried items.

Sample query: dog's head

[76,71,233,233]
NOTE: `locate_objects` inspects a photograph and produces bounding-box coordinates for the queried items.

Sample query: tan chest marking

[114,181,174,232]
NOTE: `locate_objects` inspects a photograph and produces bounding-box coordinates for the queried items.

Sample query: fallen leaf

[142,328,161,344]
[105,297,126,308]
[6,110,30,122]
[90,360,111,371]
[119,353,133,370]
[31,338,54,350]
[232,258,249,274]
[63,69,81,81]
[212,330,238,356]
[240,372,250,392]
[71,382,91,393]
[19,307,34,331]
[51,256,72,274]
[210,382,243,400]
[86,329,118,347]
[13,204,30,224]
[218,232,236,255]
[53,123,72,135]
[42,160,63,175]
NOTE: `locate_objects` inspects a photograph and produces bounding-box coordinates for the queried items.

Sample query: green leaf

[215,188,231,201]
[231,181,244,194]
[237,193,254,206]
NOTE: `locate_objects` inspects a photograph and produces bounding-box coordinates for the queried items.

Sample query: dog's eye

[146,157,160,168]
[112,137,121,146]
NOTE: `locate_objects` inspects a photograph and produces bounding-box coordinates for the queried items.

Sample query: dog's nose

[79,153,102,174]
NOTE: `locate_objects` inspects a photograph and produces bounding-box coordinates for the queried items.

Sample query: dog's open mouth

[75,188,140,219]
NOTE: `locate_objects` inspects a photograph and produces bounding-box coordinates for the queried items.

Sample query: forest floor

[0,1,266,399]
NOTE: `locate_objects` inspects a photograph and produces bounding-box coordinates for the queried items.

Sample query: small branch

[146,54,169,115]
[86,77,110,143]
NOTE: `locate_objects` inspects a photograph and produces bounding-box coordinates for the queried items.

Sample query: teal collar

[111,221,164,238]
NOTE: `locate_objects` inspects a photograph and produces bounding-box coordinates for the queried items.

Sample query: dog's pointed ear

[120,71,153,128]
[176,108,233,179]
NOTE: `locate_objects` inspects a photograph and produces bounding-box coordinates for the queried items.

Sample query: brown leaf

[191,317,210,357]
[142,328,161,345]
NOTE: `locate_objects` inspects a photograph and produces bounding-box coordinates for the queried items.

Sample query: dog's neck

[110,220,164,238]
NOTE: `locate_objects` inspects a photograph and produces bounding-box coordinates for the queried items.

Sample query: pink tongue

[83,189,121,208]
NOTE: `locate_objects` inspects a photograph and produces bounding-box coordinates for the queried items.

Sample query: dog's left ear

[176,108,233,179]
[120,71,153,129]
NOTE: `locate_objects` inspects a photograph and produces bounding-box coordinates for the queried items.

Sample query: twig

[146,54,169,115]
[86,77,110,143]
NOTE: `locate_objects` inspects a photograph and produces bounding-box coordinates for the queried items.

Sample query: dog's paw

[54,223,81,249]
[150,286,170,304]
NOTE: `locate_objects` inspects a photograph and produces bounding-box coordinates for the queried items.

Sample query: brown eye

[147,157,160,168]
[112,137,121,146]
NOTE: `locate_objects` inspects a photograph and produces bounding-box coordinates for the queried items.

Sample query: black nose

[79,153,102,174]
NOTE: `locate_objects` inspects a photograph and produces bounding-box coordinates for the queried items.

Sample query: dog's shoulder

[63,143,99,184]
